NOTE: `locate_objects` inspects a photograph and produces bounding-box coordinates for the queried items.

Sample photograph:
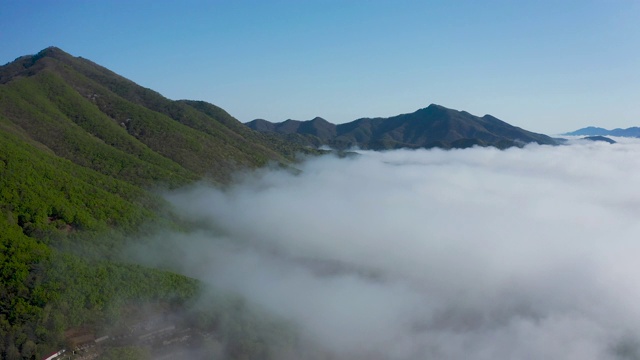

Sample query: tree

[5,344,21,360]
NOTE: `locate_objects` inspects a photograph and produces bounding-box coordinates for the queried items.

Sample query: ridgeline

[246,104,557,150]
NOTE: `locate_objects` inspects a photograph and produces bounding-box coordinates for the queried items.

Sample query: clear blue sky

[2,0,639,134]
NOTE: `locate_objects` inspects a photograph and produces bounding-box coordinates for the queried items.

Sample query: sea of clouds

[135,137,640,359]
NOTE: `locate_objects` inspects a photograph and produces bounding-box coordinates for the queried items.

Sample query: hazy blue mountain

[564,126,640,137]
[583,136,616,144]
[609,127,640,137]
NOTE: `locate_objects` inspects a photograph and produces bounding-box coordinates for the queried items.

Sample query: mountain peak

[33,46,72,60]
[416,103,455,115]
[417,103,444,112]
[409,104,463,121]
[1,46,77,83]
[39,45,65,54]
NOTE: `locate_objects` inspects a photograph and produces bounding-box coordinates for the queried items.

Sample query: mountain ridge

[0,46,315,185]
[246,103,557,150]
[564,126,640,137]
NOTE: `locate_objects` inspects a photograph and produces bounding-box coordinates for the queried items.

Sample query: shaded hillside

[564,126,640,137]
[247,104,557,150]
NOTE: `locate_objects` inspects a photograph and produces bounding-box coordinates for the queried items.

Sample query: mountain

[564,126,640,137]
[246,104,557,150]
[582,135,616,144]
[0,47,309,359]
[0,46,311,185]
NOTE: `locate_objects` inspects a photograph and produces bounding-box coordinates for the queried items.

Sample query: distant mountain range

[563,126,640,137]
[246,105,557,150]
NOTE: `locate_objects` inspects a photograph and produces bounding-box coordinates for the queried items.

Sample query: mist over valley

[133,138,640,359]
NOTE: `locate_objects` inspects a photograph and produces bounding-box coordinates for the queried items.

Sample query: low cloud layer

[136,138,640,359]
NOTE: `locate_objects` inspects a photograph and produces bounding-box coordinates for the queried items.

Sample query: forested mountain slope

[0,47,310,184]
[0,47,309,359]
